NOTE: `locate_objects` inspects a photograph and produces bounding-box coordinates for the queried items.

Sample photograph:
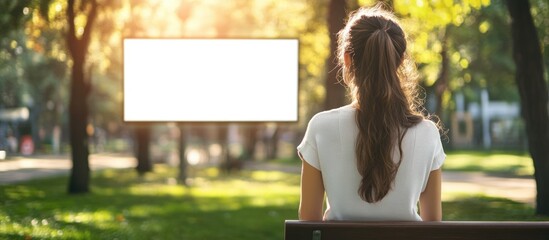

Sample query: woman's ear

[344,52,352,69]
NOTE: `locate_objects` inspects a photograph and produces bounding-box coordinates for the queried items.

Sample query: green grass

[443,150,534,176]
[0,166,300,240]
[1,160,547,239]
[443,194,549,221]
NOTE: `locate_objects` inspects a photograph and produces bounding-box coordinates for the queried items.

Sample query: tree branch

[81,0,98,50]
[66,0,77,55]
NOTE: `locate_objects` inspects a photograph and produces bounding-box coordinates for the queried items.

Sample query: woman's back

[298,105,444,221]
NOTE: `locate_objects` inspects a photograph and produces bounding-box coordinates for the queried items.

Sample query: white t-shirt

[297,105,445,221]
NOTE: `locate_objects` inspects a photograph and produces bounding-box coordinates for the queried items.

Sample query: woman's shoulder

[309,105,353,123]
[307,105,353,129]
[411,119,443,138]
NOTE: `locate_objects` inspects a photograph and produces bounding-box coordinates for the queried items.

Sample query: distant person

[297,5,445,221]
[6,129,18,153]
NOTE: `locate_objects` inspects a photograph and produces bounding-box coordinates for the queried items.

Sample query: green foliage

[395,0,491,86]
[0,24,68,109]
[530,0,549,84]
[391,0,537,114]
[448,0,520,101]
[0,0,52,35]
[0,2,69,151]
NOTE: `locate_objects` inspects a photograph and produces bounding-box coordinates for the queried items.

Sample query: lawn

[1,166,300,240]
[443,150,534,176]
[1,159,547,239]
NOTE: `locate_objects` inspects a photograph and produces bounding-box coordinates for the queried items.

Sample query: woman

[297,5,445,222]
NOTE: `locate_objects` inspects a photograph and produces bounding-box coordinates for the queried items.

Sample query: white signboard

[124,39,299,122]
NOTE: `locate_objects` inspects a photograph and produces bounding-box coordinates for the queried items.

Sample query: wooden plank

[284,220,549,240]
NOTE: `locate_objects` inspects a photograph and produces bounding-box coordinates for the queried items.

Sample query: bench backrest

[285,220,549,240]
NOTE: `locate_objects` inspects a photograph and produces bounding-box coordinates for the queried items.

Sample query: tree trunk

[135,127,152,175]
[178,125,188,184]
[265,125,280,160]
[68,56,90,193]
[506,0,549,216]
[324,0,349,110]
[66,0,97,194]
[242,124,258,161]
[30,104,41,153]
[218,125,232,173]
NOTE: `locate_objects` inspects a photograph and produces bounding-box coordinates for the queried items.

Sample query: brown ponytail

[337,5,424,203]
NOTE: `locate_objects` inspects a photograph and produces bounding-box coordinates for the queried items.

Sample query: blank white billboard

[123,39,299,122]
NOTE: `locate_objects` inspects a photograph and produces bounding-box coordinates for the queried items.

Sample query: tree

[394,0,490,116]
[449,2,518,102]
[66,0,98,193]
[324,0,355,110]
[506,0,549,216]
[0,1,68,154]
[134,126,152,175]
[65,0,161,191]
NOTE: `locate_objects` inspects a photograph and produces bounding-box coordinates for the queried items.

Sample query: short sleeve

[297,117,321,170]
[421,121,446,192]
[427,121,446,171]
[430,136,446,171]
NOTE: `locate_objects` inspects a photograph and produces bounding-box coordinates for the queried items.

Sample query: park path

[0,153,135,185]
[0,155,537,206]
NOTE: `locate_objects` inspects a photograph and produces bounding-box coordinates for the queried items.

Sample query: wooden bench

[285,220,549,240]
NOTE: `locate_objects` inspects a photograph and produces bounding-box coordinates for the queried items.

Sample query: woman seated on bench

[297,4,445,222]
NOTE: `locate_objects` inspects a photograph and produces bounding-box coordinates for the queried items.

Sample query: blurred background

[2,0,547,163]
[0,0,548,238]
